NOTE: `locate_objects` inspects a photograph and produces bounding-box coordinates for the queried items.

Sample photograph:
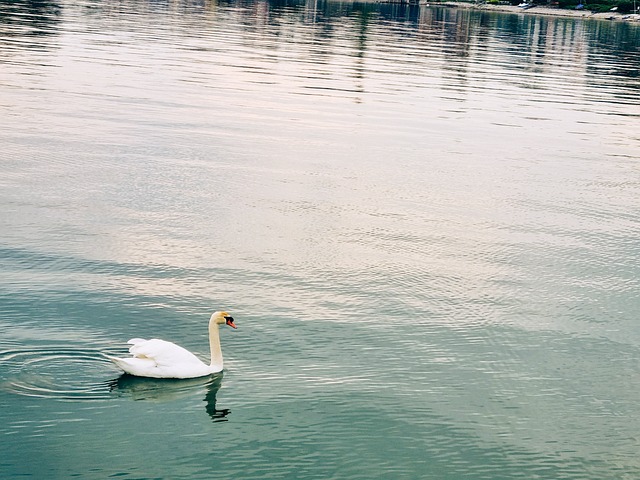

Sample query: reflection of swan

[108,373,230,422]
[204,373,230,422]
[107,311,236,379]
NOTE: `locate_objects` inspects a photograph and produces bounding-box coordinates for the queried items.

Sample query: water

[1,0,639,478]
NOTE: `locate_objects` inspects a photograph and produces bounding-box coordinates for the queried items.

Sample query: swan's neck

[208,320,223,368]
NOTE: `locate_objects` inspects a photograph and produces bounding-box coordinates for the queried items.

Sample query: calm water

[1,0,639,478]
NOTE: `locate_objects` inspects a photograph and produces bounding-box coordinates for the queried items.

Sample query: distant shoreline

[382,1,640,23]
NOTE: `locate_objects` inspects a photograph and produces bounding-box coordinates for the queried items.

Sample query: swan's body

[108,311,236,379]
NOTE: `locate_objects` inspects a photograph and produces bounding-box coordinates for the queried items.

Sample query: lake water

[1,0,639,478]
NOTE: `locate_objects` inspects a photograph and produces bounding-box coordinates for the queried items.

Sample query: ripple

[0,345,115,401]
[0,345,232,421]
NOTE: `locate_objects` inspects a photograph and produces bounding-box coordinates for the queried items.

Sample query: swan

[107,311,237,379]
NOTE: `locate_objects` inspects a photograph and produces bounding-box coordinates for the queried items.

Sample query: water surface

[1,0,639,478]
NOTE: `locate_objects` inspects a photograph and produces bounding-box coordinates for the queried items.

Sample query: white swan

[108,311,237,379]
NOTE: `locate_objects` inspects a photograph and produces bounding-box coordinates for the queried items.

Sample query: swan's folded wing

[127,338,203,366]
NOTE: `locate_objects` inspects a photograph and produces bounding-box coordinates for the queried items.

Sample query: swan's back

[128,338,204,366]
[109,338,214,378]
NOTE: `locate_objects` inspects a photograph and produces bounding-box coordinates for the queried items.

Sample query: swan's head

[211,311,237,329]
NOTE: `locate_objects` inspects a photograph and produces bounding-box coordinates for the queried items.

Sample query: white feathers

[108,311,235,379]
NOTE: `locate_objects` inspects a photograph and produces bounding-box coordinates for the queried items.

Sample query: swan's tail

[106,354,157,376]
[106,355,127,369]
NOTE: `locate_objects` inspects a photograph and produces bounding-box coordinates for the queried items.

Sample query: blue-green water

[1,0,639,478]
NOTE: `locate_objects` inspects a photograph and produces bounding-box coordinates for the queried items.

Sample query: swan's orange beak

[225,317,237,329]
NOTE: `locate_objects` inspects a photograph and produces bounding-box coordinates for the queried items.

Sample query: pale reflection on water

[0,0,639,478]
[109,373,231,421]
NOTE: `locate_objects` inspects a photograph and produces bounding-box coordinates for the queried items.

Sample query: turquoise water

[1,0,639,478]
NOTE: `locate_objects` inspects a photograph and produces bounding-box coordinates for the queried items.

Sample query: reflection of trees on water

[210,0,638,91]
[108,372,231,423]
[586,21,640,95]
[0,0,62,45]
[2,0,636,92]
